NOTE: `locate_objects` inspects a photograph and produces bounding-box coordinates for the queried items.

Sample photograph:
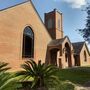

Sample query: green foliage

[56,67,90,85]
[78,5,90,43]
[0,62,10,72]
[60,83,74,90]
[54,81,75,90]
[16,59,59,89]
[1,61,89,90]
[0,62,17,90]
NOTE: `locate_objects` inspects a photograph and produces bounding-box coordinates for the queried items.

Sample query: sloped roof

[0,0,52,39]
[0,1,29,11]
[48,36,71,46]
[48,38,64,46]
[72,42,85,54]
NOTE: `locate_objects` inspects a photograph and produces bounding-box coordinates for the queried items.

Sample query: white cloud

[54,0,87,9]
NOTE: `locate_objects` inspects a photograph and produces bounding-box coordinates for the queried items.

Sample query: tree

[79,4,90,43]
[16,60,59,89]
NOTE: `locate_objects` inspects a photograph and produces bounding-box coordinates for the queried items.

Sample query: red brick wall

[45,9,63,39]
[0,2,51,71]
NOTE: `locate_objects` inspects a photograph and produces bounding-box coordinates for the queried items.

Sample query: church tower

[45,9,63,39]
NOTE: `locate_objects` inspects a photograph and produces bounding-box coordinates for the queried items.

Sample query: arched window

[65,43,70,62]
[84,51,87,62]
[64,42,72,67]
[65,53,68,62]
[22,26,34,58]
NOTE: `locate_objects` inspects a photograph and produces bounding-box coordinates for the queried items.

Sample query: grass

[12,66,90,90]
[56,66,90,85]
[3,66,90,90]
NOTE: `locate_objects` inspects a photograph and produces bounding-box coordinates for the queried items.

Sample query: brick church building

[0,1,90,71]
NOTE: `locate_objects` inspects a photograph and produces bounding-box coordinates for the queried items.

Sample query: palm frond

[0,62,11,72]
[17,60,59,89]
[0,62,17,90]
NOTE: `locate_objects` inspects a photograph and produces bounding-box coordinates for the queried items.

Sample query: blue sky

[32,0,87,42]
[0,0,89,44]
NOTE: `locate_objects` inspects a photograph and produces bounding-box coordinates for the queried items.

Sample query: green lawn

[4,66,90,90]
[56,67,90,85]
[16,66,90,90]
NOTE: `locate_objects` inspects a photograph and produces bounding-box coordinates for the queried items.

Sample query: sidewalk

[75,81,90,90]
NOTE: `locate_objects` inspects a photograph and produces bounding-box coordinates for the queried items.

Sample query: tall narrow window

[48,18,52,29]
[58,19,60,30]
[22,26,34,58]
[65,54,68,62]
[84,51,87,62]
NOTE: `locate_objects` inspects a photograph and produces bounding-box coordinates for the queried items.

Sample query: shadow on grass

[56,67,90,85]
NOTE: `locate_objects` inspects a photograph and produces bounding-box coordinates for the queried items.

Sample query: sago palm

[16,59,59,89]
[0,62,17,90]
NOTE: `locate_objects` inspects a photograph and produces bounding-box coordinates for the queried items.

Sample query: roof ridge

[72,41,85,44]
[72,41,85,54]
[0,0,29,11]
[55,37,64,40]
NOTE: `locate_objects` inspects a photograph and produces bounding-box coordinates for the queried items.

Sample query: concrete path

[75,81,90,90]
[75,86,90,90]
[83,81,90,90]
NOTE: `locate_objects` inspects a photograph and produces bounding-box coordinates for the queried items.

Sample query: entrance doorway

[50,48,59,66]
[58,58,62,68]
[74,55,80,66]
[65,43,72,67]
